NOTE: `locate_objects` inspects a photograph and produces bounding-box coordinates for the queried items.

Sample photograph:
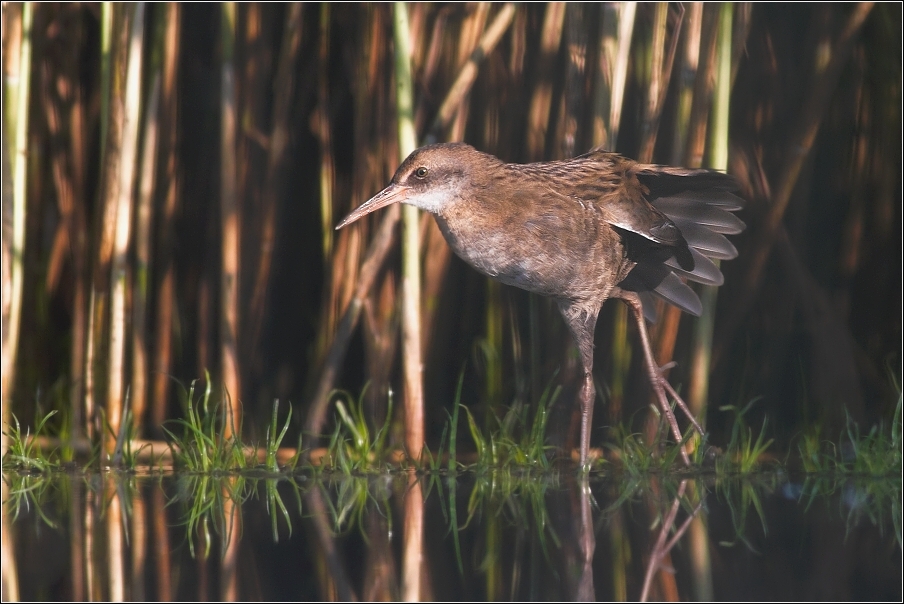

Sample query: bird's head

[336,143,496,229]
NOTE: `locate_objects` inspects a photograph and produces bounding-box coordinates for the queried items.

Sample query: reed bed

[1,3,899,470]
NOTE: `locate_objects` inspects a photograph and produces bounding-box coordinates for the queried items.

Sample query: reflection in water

[639,479,703,601]
[2,469,900,601]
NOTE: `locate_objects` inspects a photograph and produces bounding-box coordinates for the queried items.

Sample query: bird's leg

[556,300,600,469]
[619,291,702,466]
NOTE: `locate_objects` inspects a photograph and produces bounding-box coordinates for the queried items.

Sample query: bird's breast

[434,200,630,302]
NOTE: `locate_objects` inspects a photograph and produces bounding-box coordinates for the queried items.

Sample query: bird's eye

[414,167,428,179]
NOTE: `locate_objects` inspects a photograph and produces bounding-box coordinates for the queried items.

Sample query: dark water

[2,470,900,601]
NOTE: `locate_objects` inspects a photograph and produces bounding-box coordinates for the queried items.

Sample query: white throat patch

[404,181,458,215]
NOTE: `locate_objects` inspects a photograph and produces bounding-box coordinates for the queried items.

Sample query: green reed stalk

[318,4,334,269]
[688,3,732,418]
[599,4,636,426]
[683,20,719,604]
[393,2,424,460]
[3,3,32,451]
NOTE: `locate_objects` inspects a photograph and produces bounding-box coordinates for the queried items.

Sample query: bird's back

[432,148,744,321]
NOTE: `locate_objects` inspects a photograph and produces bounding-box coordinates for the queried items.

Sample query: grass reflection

[318,473,394,540]
[3,466,900,600]
[170,473,248,558]
[714,473,778,550]
[2,471,60,528]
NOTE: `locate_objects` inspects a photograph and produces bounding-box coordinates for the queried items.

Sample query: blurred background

[1,2,900,456]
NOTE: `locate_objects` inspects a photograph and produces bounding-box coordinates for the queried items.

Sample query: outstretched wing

[618,165,745,322]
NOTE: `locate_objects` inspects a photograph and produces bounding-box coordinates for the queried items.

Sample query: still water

[3,469,900,601]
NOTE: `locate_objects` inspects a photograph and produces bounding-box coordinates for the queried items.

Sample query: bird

[336,142,745,467]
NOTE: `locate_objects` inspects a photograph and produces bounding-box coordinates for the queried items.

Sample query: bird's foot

[657,375,704,437]
[650,375,703,467]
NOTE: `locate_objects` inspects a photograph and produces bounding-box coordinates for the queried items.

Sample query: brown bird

[337,143,744,467]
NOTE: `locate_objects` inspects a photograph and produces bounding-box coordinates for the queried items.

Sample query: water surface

[3,469,900,601]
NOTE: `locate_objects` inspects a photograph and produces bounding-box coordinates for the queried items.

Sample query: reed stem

[220,2,241,440]
[393,2,424,460]
[2,2,31,458]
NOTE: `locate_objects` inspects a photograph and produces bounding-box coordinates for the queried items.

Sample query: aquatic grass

[323,422,353,474]
[608,397,779,477]
[417,427,448,475]
[796,425,826,474]
[263,399,295,472]
[250,401,303,540]
[463,404,488,466]
[2,377,895,483]
[836,399,902,476]
[103,393,150,469]
[413,391,451,473]
[462,380,560,472]
[442,373,467,574]
[447,372,464,473]
[162,374,246,473]
[2,411,60,473]
[324,386,395,472]
[504,382,560,469]
[57,407,76,464]
[607,410,690,476]
[788,395,902,546]
[794,394,902,477]
[718,399,775,475]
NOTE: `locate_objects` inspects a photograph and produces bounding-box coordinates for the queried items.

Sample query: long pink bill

[335,183,411,229]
